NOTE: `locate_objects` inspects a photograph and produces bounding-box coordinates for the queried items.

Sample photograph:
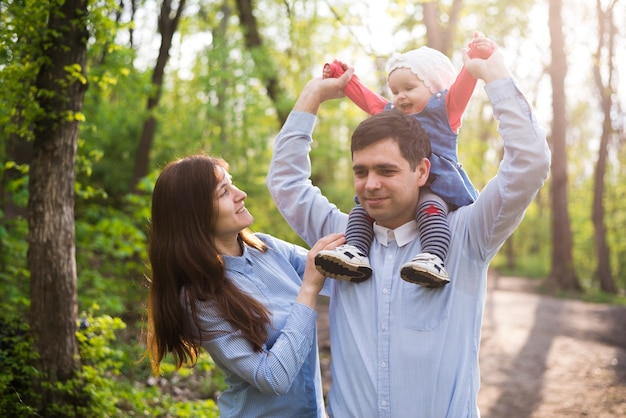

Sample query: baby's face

[387,68,431,115]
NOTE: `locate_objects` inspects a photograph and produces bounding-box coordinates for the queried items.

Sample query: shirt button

[382,288,389,294]
[381,400,388,407]
[387,254,393,260]
[381,362,387,368]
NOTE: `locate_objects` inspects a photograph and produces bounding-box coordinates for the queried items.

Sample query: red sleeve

[325,62,388,115]
[446,67,478,133]
[445,42,495,132]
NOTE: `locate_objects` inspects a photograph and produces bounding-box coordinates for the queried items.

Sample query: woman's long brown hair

[146,155,271,374]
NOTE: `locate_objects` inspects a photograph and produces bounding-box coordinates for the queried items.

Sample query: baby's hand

[468,32,495,59]
[323,60,350,78]
[323,63,332,79]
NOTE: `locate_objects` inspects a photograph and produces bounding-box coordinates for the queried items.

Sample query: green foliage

[0,0,49,143]
[578,287,626,306]
[0,308,224,417]
[0,162,30,315]
[492,250,549,279]
[75,187,151,316]
[0,215,29,315]
[1,161,29,209]
[80,51,152,199]
[75,308,224,417]
[0,315,41,417]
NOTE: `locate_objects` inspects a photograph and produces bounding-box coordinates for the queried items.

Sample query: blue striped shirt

[184,233,326,417]
[267,77,551,417]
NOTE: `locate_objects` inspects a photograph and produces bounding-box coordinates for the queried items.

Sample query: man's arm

[459,48,551,260]
[266,70,354,246]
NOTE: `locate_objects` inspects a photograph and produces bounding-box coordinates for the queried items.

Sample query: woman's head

[152,155,228,244]
[152,155,254,253]
[147,154,270,375]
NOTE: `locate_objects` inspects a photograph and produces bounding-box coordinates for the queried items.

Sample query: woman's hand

[296,233,346,308]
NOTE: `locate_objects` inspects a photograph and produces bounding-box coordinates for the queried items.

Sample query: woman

[146,154,343,417]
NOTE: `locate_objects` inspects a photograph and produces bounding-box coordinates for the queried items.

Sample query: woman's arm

[195,233,344,395]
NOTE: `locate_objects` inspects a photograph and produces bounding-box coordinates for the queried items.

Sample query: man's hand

[462,46,510,84]
[293,67,355,114]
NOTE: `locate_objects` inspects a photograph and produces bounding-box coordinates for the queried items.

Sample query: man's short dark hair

[351,109,431,170]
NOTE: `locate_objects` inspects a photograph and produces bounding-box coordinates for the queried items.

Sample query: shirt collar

[221,239,249,273]
[373,220,419,247]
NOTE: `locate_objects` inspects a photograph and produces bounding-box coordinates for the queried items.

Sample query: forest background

[1,0,625,416]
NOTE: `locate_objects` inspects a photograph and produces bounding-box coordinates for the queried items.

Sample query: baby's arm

[323,60,388,115]
[446,33,496,132]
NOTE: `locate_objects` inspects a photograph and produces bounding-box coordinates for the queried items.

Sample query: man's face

[352,137,430,229]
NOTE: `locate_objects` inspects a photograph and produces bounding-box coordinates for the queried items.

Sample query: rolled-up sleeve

[464,77,551,260]
[200,301,317,395]
[267,111,348,246]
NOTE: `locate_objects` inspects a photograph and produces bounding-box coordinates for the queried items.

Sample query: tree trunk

[421,0,464,56]
[28,0,89,407]
[544,0,581,292]
[235,0,290,124]
[131,0,186,189]
[591,0,617,294]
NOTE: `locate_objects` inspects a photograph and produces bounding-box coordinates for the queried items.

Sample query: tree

[27,0,89,409]
[544,0,581,292]
[234,0,291,124]
[131,0,186,189]
[421,0,464,55]
[591,0,618,293]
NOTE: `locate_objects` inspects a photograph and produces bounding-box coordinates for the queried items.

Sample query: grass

[491,253,626,306]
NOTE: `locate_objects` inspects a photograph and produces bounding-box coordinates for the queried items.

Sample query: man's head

[350,110,431,229]
[351,110,431,169]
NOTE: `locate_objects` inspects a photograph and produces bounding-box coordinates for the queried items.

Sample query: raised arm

[460,47,551,260]
[267,71,353,247]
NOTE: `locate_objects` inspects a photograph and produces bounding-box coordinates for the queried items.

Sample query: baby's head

[386,46,456,95]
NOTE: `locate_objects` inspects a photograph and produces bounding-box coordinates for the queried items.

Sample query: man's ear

[416,157,431,187]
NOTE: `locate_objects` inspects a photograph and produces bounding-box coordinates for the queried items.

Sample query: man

[267,47,550,417]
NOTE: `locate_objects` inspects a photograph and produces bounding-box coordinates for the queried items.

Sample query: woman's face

[213,166,254,239]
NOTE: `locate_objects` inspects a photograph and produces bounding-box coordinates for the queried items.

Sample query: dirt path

[316,275,626,417]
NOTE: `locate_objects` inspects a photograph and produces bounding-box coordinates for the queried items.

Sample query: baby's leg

[314,203,373,282]
[416,188,450,263]
[345,204,374,255]
[400,188,451,288]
